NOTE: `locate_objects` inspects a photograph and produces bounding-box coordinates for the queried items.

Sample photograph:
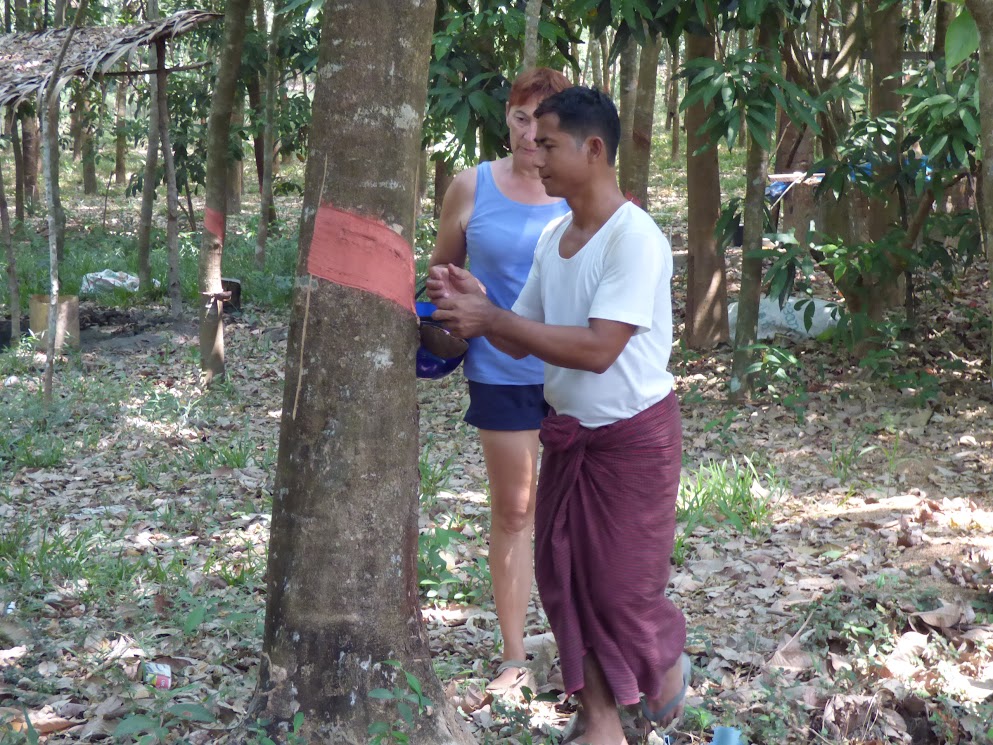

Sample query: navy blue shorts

[465,381,549,431]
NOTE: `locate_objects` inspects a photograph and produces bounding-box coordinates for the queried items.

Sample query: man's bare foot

[641,653,690,727]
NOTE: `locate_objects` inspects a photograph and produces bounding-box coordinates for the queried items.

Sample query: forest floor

[1,185,992,743]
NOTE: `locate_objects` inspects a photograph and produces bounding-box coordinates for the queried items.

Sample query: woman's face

[506,96,542,165]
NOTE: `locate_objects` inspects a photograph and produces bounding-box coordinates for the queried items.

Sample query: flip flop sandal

[485,659,535,696]
[640,653,691,732]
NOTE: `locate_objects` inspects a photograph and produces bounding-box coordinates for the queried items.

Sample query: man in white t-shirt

[429,87,687,745]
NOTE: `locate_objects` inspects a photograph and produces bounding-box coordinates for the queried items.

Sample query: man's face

[506,96,542,165]
[534,113,586,198]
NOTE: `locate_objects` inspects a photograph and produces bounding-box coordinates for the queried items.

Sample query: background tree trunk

[591,34,603,89]
[20,107,39,207]
[226,93,245,215]
[155,38,181,318]
[933,1,956,57]
[256,1,283,269]
[730,13,777,402]
[666,40,680,158]
[137,11,158,294]
[200,0,251,383]
[522,0,541,70]
[963,0,993,378]
[865,0,905,316]
[114,79,127,185]
[245,1,474,742]
[434,159,453,219]
[0,157,16,342]
[629,32,662,208]
[684,31,729,350]
[5,109,25,222]
[80,96,98,195]
[617,35,639,197]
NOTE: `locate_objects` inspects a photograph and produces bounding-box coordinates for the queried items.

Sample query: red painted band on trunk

[307,204,415,313]
[205,207,226,244]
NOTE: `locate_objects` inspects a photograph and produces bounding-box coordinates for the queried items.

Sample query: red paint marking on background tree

[205,207,226,245]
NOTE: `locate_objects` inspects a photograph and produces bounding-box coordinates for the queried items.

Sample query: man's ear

[586,135,606,163]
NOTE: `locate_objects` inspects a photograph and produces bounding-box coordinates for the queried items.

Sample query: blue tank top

[463,160,570,384]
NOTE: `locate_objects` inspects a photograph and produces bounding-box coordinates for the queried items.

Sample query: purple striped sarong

[535,393,685,706]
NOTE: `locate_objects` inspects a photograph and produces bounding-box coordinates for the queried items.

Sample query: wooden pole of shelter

[41,0,88,405]
[136,0,159,293]
[155,36,182,318]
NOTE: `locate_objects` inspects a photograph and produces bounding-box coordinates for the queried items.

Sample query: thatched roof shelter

[0,9,222,108]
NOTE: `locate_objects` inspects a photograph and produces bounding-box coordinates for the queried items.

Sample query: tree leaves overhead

[945,7,979,68]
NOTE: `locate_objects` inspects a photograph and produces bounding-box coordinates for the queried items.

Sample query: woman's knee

[490,492,535,534]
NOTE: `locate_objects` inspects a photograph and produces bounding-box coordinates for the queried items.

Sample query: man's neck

[566,174,627,232]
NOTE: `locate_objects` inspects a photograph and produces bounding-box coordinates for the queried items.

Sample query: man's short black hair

[534,86,620,165]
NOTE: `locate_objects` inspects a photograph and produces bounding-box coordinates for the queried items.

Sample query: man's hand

[432,292,497,339]
[425,264,486,303]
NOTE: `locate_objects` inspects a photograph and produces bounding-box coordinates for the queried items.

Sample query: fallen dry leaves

[1,251,991,744]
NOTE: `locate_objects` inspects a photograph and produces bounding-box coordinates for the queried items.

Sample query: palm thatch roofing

[0,9,222,109]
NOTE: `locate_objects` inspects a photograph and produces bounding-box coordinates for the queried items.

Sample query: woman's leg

[478,427,540,688]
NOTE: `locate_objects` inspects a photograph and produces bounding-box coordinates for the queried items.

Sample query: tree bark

[227,93,245,215]
[865,0,905,317]
[80,95,98,194]
[629,32,662,209]
[933,1,956,58]
[666,41,680,159]
[964,0,993,379]
[256,1,283,269]
[434,159,453,219]
[599,34,611,95]
[730,12,777,402]
[20,106,39,207]
[245,1,474,742]
[114,79,127,185]
[5,107,25,222]
[0,151,16,342]
[200,0,251,383]
[617,35,639,197]
[591,33,603,89]
[685,31,729,350]
[522,0,541,70]
[155,38,181,318]
[137,33,158,293]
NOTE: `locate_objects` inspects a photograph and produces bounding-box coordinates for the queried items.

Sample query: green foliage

[682,43,823,152]
[946,7,980,69]
[368,662,432,745]
[674,455,778,565]
[425,1,580,166]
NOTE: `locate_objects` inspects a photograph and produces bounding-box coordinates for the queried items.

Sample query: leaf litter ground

[1,256,991,744]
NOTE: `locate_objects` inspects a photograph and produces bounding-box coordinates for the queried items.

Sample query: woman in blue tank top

[428,68,571,695]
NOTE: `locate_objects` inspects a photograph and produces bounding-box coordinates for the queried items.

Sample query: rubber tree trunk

[80,97,98,195]
[40,95,65,266]
[114,79,127,185]
[0,154,16,342]
[434,159,453,219]
[591,34,603,89]
[864,0,905,316]
[522,0,541,70]
[199,0,251,383]
[137,33,158,293]
[20,105,39,208]
[245,1,474,742]
[933,1,956,57]
[155,38,182,318]
[256,3,283,269]
[617,35,639,197]
[226,93,245,215]
[729,12,777,402]
[629,32,662,209]
[4,108,25,222]
[684,31,729,350]
[964,0,993,379]
[666,40,680,159]
[136,0,159,290]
